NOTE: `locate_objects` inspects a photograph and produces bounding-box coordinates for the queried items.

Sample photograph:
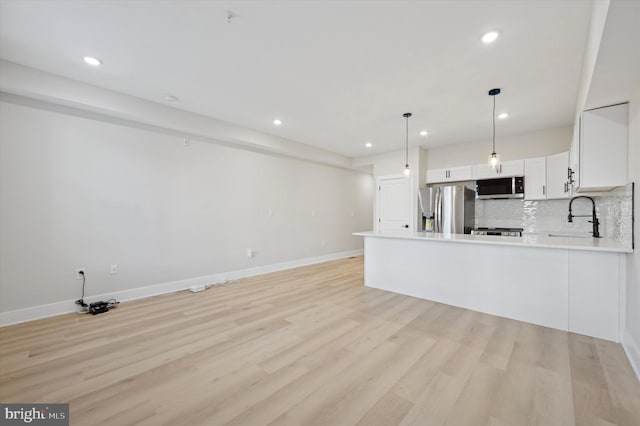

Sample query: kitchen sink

[547,234,590,238]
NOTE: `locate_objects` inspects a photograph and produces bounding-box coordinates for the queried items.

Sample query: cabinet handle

[564,182,568,193]
[542,185,546,195]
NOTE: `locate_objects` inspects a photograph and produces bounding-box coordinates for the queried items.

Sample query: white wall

[352,147,424,231]
[0,61,354,170]
[353,147,420,177]
[0,99,373,316]
[625,89,640,373]
[424,126,572,170]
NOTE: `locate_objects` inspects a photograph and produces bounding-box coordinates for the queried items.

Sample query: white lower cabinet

[362,235,625,342]
[568,251,620,341]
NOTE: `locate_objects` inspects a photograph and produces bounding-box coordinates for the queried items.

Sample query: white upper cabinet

[448,166,473,181]
[577,103,628,192]
[425,166,472,184]
[425,169,447,183]
[500,160,525,177]
[546,152,571,199]
[473,164,496,180]
[569,120,579,188]
[473,159,524,180]
[524,152,571,201]
[524,157,546,200]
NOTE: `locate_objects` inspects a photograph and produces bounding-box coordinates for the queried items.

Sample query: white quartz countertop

[352,231,633,253]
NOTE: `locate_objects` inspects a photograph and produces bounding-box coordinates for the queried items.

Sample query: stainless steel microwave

[476,176,524,199]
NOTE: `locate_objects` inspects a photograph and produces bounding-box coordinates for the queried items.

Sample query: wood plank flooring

[1,256,639,425]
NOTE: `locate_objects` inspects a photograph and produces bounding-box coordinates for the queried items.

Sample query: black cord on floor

[76,271,88,308]
[80,271,86,301]
[74,271,119,315]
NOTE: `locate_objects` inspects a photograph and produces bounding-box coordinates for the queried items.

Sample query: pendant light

[487,88,501,170]
[403,112,412,175]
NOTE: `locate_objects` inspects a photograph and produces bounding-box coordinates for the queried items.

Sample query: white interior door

[377,176,412,233]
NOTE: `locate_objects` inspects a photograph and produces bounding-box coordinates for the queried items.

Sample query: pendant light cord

[492,95,496,154]
[405,115,409,165]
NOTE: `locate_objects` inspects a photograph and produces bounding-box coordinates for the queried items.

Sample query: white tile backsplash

[475,183,633,244]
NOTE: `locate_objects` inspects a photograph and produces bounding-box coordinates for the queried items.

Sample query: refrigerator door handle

[435,189,442,233]
[440,189,443,233]
[434,190,439,232]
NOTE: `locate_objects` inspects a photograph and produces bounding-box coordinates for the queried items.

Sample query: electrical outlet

[76,268,85,280]
[183,138,190,147]
[110,264,118,274]
[246,249,254,258]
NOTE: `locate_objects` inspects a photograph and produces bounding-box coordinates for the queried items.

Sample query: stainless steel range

[471,227,523,237]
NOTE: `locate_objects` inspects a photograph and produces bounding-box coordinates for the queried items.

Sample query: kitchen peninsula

[353,230,632,342]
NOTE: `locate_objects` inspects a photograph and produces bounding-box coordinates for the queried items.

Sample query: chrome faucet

[568,196,600,238]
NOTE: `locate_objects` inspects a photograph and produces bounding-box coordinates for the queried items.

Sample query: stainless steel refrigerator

[418,185,475,234]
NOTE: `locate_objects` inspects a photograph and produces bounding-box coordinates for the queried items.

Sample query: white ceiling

[0,0,592,158]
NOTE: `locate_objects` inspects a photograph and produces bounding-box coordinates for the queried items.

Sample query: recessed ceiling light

[163,95,179,102]
[83,56,102,66]
[498,112,509,119]
[481,31,500,44]
[419,130,428,137]
[365,142,372,148]
[273,119,283,126]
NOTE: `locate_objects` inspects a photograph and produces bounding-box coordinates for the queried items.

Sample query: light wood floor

[1,256,639,425]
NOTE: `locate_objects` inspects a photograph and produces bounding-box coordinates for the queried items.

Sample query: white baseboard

[0,249,363,327]
[622,330,640,383]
